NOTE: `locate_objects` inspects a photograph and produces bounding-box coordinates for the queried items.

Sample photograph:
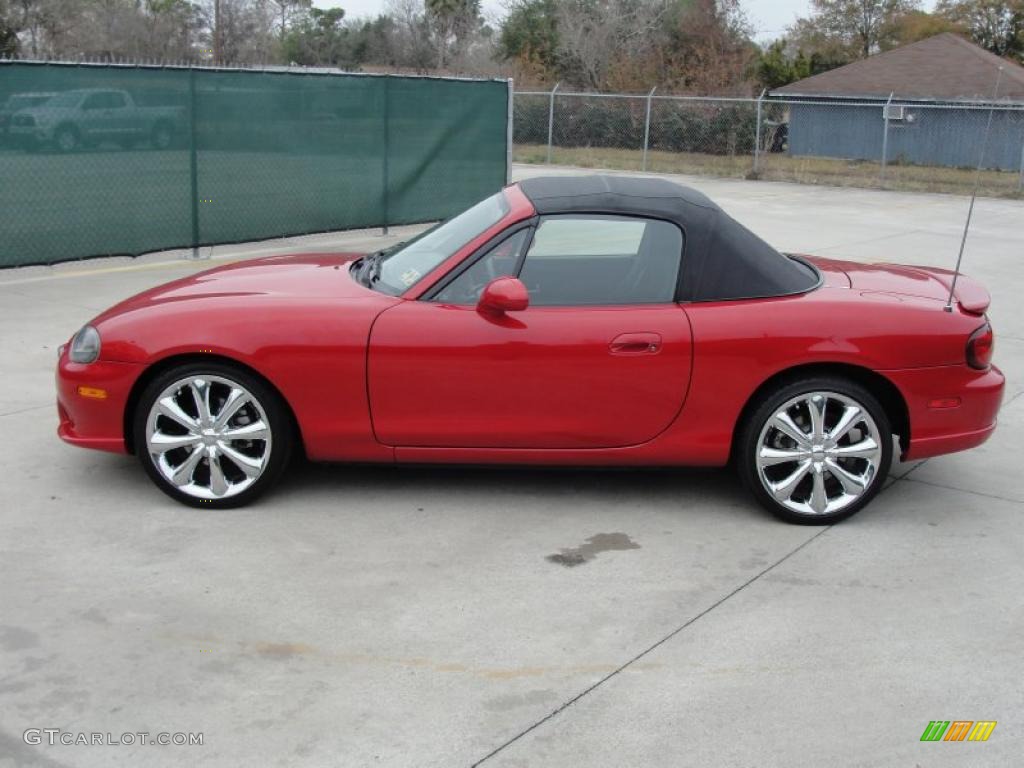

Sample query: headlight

[69,325,101,363]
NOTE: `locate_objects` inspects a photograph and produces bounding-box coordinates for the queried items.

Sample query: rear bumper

[56,353,142,454]
[885,364,1005,460]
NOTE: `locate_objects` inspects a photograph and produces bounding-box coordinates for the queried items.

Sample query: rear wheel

[738,376,892,524]
[133,362,293,508]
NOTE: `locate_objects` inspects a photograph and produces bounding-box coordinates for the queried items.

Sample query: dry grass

[514,144,1024,199]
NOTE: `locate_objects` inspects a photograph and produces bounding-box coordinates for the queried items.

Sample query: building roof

[517,175,818,301]
[773,33,1024,103]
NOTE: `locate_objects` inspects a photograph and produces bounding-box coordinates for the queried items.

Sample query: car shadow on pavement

[280,459,760,518]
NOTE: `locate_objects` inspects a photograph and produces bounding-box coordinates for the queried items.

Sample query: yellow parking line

[0,229,416,287]
[2,259,215,284]
[0,252,262,286]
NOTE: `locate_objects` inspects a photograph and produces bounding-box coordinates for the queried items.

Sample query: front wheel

[53,125,79,153]
[133,362,293,508]
[737,377,892,524]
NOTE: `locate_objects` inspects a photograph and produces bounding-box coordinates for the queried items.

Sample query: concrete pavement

[0,166,1021,766]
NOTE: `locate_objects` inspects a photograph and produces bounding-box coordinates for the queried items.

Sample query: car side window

[107,92,126,109]
[518,215,683,305]
[433,229,530,305]
[82,94,106,110]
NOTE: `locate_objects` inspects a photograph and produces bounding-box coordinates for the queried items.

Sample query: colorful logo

[921,721,997,742]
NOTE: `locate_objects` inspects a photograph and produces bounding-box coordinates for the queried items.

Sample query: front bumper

[56,352,143,454]
[885,364,1005,460]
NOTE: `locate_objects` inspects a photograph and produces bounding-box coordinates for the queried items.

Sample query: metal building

[772,34,1024,172]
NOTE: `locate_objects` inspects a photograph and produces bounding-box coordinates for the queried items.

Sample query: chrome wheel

[144,375,272,501]
[755,391,883,517]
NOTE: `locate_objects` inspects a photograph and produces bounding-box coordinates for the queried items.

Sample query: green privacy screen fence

[0,61,511,267]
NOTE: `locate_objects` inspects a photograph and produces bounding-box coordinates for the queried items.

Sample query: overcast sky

[316,0,938,42]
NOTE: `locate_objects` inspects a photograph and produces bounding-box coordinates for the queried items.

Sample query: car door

[78,92,109,140]
[367,214,693,449]
[99,91,133,139]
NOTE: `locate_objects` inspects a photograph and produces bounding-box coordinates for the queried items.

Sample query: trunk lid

[805,257,990,315]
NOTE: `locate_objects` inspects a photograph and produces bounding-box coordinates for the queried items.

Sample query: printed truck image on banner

[0,61,511,267]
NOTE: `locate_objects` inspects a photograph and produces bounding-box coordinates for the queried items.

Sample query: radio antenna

[945,66,1004,312]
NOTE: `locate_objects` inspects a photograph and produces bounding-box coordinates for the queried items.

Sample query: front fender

[95,296,393,462]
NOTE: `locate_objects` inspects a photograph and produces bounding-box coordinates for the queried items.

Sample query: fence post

[641,86,657,172]
[506,78,514,183]
[547,82,561,165]
[880,91,893,183]
[753,88,766,176]
[187,66,201,260]
[1018,131,1024,192]
[382,74,391,236]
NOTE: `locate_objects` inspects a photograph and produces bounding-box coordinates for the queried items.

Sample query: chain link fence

[0,60,511,267]
[514,88,1024,199]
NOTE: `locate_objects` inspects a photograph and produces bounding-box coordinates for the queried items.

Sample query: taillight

[966,322,994,370]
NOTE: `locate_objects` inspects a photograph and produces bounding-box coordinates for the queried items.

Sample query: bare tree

[555,0,669,90]
[937,0,1024,59]
[268,0,310,43]
[810,0,920,58]
[425,0,481,69]
[200,0,276,64]
[378,0,438,71]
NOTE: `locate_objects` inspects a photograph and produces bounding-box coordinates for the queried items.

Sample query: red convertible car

[56,175,1004,523]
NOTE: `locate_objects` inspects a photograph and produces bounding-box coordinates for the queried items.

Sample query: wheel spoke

[208,455,229,497]
[808,394,827,441]
[222,420,268,442]
[809,467,828,513]
[157,396,198,431]
[769,460,811,500]
[148,431,200,453]
[189,379,213,426]
[825,458,867,496]
[831,437,879,460]
[213,387,247,429]
[219,444,263,478]
[758,445,808,467]
[171,446,204,486]
[828,404,862,443]
[771,411,811,448]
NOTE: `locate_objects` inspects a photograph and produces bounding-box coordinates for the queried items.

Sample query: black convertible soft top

[517,175,818,301]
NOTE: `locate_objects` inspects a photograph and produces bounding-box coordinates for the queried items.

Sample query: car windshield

[367,191,510,295]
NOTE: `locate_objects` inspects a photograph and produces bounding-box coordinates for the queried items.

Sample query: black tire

[737,375,893,525]
[133,361,294,509]
[53,125,79,153]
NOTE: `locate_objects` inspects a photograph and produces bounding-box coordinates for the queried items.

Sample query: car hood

[804,256,990,314]
[92,252,376,324]
[14,106,64,118]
